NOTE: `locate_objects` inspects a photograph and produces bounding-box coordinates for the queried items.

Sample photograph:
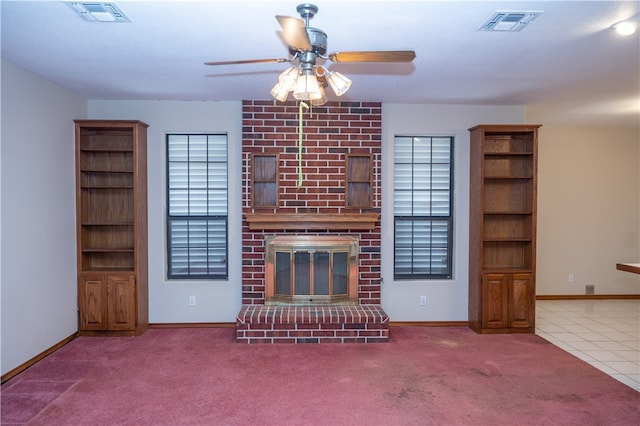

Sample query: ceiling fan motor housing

[307,27,327,55]
[295,3,326,56]
[288,27,327,58]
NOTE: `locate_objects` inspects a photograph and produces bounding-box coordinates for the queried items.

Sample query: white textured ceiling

[2,0,639,127]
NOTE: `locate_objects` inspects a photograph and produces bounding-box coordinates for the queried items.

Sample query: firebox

[264,235,359,305]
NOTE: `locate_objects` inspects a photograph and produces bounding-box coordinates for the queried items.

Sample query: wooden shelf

[82,248,134,253]
[483,267,534,273]
[484,152,534,156]
[484,211,533,215]
[245,213,379,230]
[81,222,134,226]
[80,147,133,152]
[483,238,532,242]
[484,176,533,180]
[82,267,135,272]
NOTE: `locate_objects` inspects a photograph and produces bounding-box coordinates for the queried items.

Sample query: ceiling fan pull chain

[297,101,309,187]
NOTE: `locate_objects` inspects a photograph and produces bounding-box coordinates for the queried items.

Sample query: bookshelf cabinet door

[509,273,534,328]
[482,273,509,329]
[79,275,108,331]
[107,275,136,330]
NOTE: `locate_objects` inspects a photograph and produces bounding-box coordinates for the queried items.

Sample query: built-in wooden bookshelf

[468,124,541,333]
[75,120,148,336]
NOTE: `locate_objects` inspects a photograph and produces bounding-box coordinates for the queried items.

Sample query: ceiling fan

[204,3,416,104]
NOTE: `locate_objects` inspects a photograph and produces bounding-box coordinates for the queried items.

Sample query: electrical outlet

[420,295,427,306]
[188,296,196,306]
[568,274,575,283]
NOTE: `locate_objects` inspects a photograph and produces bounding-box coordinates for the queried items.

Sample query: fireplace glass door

[266,236,358,305]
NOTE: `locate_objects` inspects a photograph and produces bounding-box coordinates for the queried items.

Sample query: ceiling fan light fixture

[310,85,328,106]
[326,71,352,96]
[207,3,415,103]
[293,72,322,101]
[270,81,290,102]
[278,66,299,91]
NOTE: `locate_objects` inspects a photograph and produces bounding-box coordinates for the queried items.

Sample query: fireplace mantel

[244,213,379,230]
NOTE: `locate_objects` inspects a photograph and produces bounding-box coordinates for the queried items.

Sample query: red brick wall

[242,100,382,305]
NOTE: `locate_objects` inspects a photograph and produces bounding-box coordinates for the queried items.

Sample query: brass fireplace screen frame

[264,235,359,305]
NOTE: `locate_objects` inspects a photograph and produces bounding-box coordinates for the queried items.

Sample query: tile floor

[536,299,640,391]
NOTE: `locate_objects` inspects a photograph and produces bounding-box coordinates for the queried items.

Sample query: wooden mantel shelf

[245,213,380,230]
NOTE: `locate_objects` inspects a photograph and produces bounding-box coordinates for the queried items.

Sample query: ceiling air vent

[66,2,130,22]
[480,11,542,32]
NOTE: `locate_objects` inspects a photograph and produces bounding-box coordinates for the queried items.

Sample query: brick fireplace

[238,100,388,343]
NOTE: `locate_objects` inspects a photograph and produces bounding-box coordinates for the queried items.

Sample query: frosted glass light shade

[310,85,328,106]
[270,81,289,102]
[326,71,352,96]
[293,73,321,101]
[278,66,299,91]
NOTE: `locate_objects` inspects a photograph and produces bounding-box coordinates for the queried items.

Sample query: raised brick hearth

[240,100,384,343]
[236,305,389,344]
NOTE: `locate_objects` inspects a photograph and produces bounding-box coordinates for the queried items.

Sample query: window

[394,136,453,279]
[167,134,228,279]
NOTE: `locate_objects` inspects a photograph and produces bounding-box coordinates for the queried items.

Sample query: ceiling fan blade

[204,58,289,66]
[329,50,416,63]
[276,15,312,51]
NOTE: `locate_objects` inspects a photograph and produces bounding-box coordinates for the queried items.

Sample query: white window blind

[394,136,453,279]
[167,134,228,279]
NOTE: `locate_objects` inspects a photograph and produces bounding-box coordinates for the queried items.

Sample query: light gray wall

[1,60,85,375]
[87,100,244,323]
[380,104,526,321]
